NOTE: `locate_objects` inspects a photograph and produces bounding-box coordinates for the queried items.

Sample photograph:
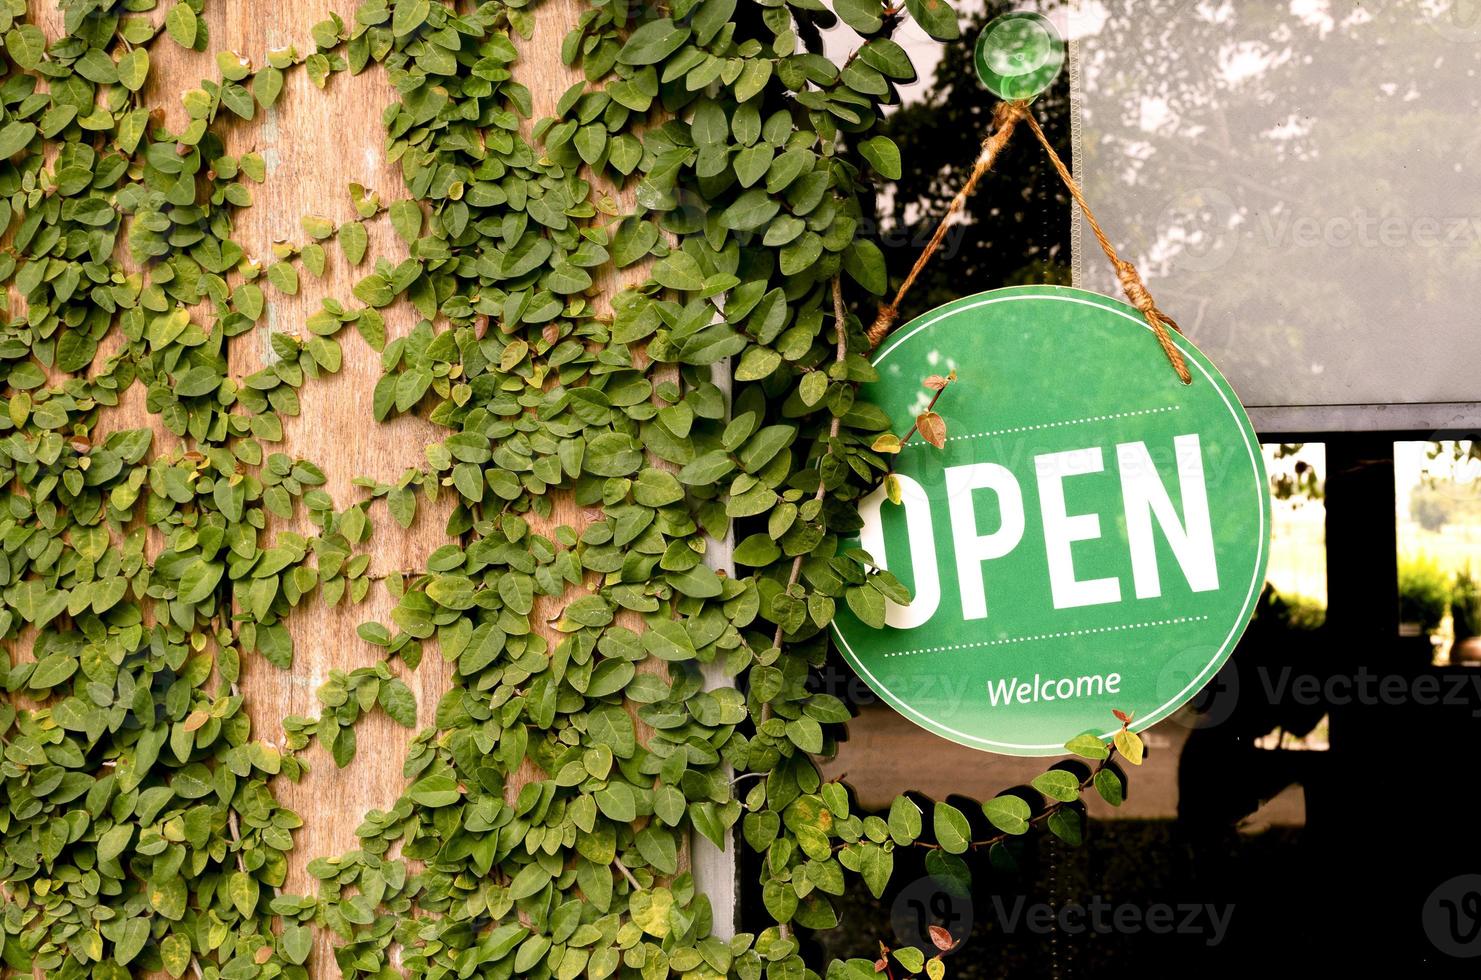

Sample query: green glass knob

[974,12,1065,102]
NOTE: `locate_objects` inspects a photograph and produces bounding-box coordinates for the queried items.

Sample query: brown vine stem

[766,276,849,947]
[835,734,1128,855]
[614,858,641,890]
[885,373,956,477]
[768,276,849,654]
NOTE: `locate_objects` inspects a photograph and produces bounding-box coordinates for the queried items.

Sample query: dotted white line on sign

[883,615,1211,659]
[902,405,1182,449]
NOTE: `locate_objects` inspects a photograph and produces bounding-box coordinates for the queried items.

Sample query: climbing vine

[0,1,1139,979]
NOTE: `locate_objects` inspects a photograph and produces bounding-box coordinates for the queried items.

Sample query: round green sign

[833,286,1270,756]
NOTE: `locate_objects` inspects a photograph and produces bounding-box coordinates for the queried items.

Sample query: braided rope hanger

[865,99,1193,386]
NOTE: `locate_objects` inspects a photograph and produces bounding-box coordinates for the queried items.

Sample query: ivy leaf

[390,200,422,244]
[228,871,259,918]
[0,122,36,159]
[845,586,886,629]
[595,781,636,822]
[932,802,971,854]
[117,48,150,92]
[833,0,883,33]
[733,533,781,567]
[1032,769,1081,803]
[888,796,922,844]
[860,844,893,898]
[280,923,312,966]
[509,863,552,900]
[149,876,187,920]
[160,934,192,978]
[1094,767,1126,806]
[612,218,659,267]
[916,411,947,448]
[721,189,779,231]
[858,136,902,179]
[114,918,150,966]
[619,19,691,65]
[378,677,417,727]
[1064,733,1110,760]
[4,24,46,70]
[843,239,888,295]
[1113,728,1145,765]
[340,222,368,265]
[178,561,222,605]
[904,0,960,40]
[408,774,460,807]
[165,2,198,47]
[392,0,431,36]
[1048,806,1085,845]
[982,794,1031,835]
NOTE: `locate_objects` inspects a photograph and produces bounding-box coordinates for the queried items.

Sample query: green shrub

[1453,566,1481,642]
[1400,554,1452,634]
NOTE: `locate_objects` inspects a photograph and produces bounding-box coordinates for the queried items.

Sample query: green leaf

[407,774,460,807]
[339,222,368,265]
[378,677,417,727]
[619,19,691,65]
[1048,806,1084,845]
[721,189,779,231]
[390,200,422,244]
[0,122,36,159]
[165,2,199,47]
[860,844,893,899]
[5,24,46,70]
[858,136,901,179]
[150,876,187,920]
[588,705,636,757]
[845,586,886,629]
[1094,768,1125,807]
[888,795,922,844]
[392,0,431,36]
[280,923,312,966]
[595,781,636,822]
[114,918,150,966]
[733,533,781,567]
[834,0,883,31]
[509,863,552,900]
[785,716,823,753]
[612,218,659,268]
[159,934,192,977]
[228,871,259,918]
[178,561,222,605]
[932,802,971,854]
[904,0,960,40]
[1064,733,1110,761]
[842,239,888,295]
[652,252,705,291]
[117,48,150,92]
[981,794,1030,835]
[893,947,925,974]
[1032,769,1081,803]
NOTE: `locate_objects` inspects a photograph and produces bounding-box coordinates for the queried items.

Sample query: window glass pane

[1072,0,1481,420]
